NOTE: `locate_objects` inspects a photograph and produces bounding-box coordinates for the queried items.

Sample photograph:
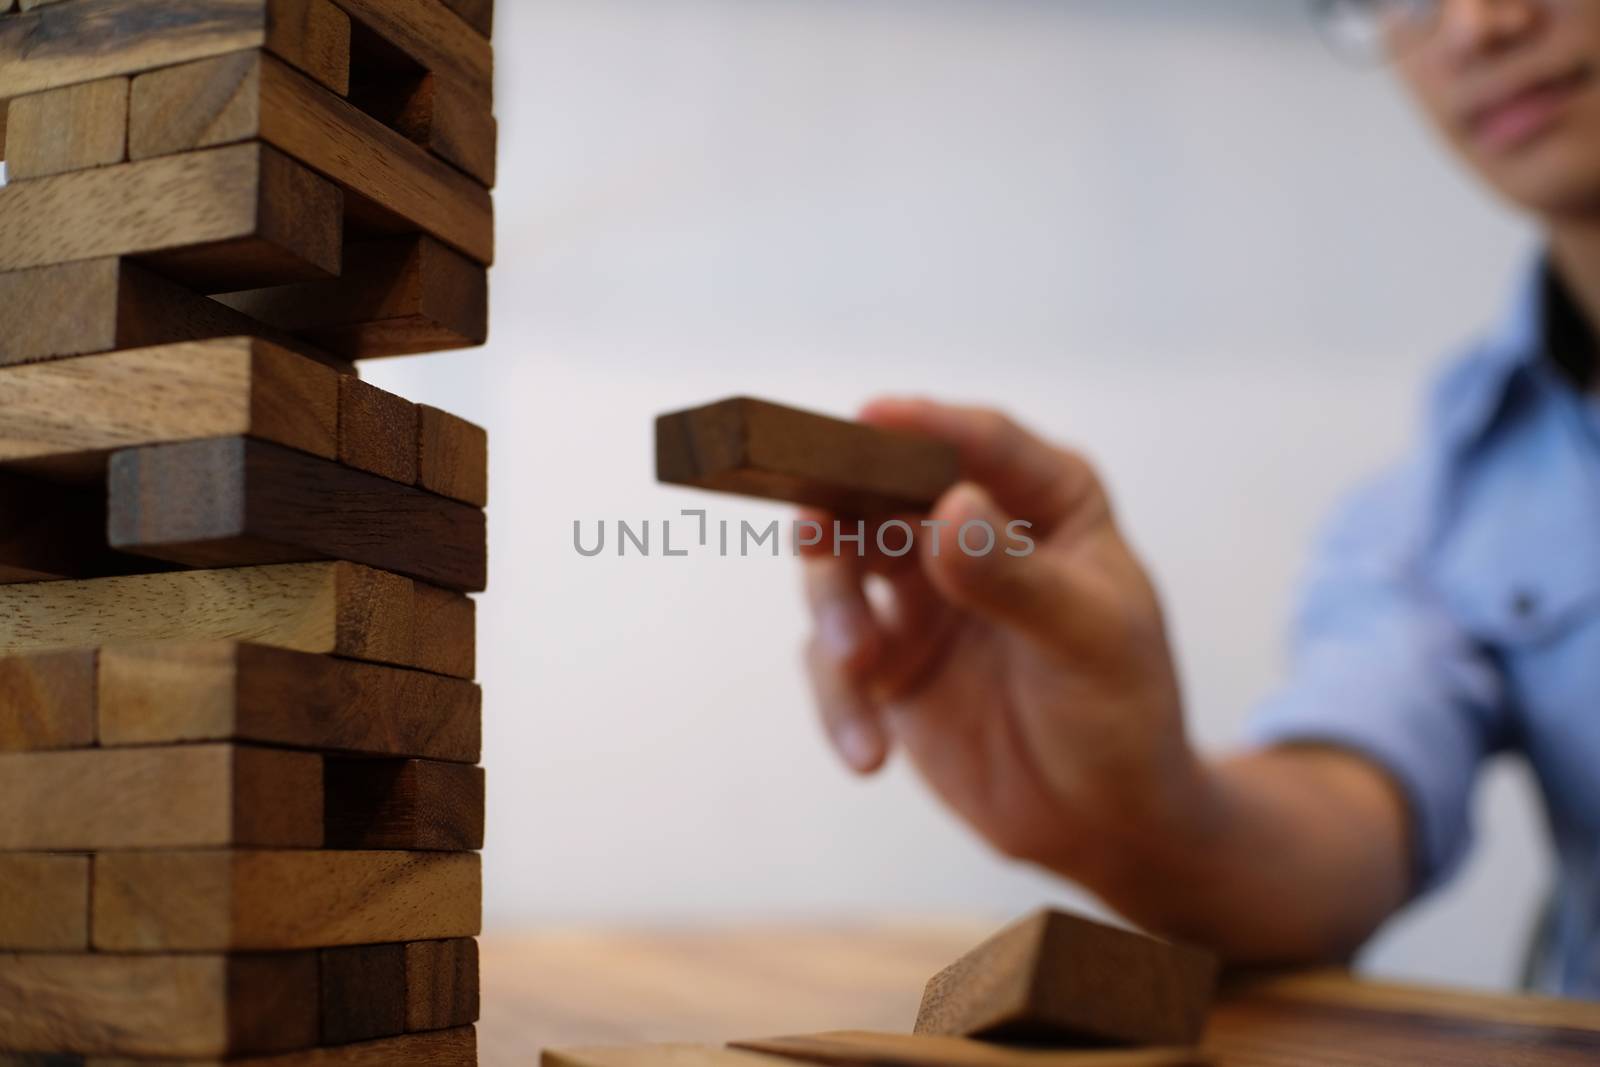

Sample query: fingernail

[819,603,866,663]
[835,720,881,771]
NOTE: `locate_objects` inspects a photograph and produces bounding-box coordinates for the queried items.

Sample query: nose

[1433,0,1544,62]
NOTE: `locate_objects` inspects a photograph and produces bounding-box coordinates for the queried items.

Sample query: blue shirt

[1247,259,1600,996]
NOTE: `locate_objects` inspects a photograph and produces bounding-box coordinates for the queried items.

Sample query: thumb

[920,482,1084,652]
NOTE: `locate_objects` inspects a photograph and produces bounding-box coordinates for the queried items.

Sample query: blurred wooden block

[0,854,89,950]
[0,143,342,292]
[216,237,489,359]
[0,562,475,678]
[656,398,959,515]
[732,1034,1211,1067]
[0,744,322,850]
[4,76,128,181]
[93,850,481,950]
[0,952,319,1058]
[440,0,492,38]
[0,470,137,584]
[324,759,484,851]
[106,436,487,592]
[96,642,480,761]
[913,910,1218,1048]
[0,0,350,98]
[339,376,419,482]
[321,944,405,1044]
[0,648,96,751]
[87,1025,478,1065]
[546,1047,799,1067]
[330,0,491,103]
[418,405,488,508]
[405,938,479,1032]
[128,51,492,264]
[0,338,338,474]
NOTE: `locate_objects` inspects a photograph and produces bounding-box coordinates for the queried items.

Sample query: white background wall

[365,0,1554,990]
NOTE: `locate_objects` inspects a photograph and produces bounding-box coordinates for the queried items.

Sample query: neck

[1547,220,1600,392]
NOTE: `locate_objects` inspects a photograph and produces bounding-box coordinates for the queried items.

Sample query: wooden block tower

[0,1,495,1061]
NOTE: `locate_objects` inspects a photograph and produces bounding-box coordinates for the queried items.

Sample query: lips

[1464,62,1595,154]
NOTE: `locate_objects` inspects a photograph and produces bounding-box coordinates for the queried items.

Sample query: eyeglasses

[1311,0,1441,64]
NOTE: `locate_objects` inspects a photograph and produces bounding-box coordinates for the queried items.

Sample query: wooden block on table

[96,642,480,761]
[87,1025,478,1066]
[92,850,481,950]
[418,405,489,508]
[128,51,493,264]
[216,237,490,359]
[0,143,342,291]
[656,398,959,515]
[404,938,479,1032]
[324,759,485,851]
[0,952,318,1058]
[731,1034,1211,1067]
[106,436,488,592]
[0,744,323,850]
[0,470,136,584]
[0,648,96,751]
[0,854,89,950]
[913,910,1218,1048]
[0,338,338,474]
[320,944,405,1044]
[0,0,350,98]
[339,376,419,482]
[0,562,475,678]
[4,76,128,181]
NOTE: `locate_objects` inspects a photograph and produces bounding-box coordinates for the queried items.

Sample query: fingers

[859,397,1105,535]
[802,552,888,773]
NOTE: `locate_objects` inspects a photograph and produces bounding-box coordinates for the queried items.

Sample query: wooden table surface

[478,924,1600,1066]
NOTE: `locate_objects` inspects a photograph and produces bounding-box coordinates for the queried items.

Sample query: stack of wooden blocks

[0,0,495,1062]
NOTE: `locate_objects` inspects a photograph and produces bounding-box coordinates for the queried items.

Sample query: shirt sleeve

[1245,463,1508,897]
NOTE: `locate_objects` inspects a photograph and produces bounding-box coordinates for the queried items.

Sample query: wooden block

[87,1025,477,1066]
[0,470,135,584]
[0,854,89,950]
[107,436,488,592]
[0,744,323,850]
[0,562,472,678]
[0,0,349,98]
[129,51,493,264]
[546,1048,806,1067]
[340,376,419,482]
[656,398,959,515]
[216,236,490,359]
[0,648,96,751]
[440,0,492,38]
[913,910,1218,1048]
[0,143,342,291]
[4,77,128,181]
[417,405,488,508]
[0,337,338,473]
[330,0,491,103]
[404,938,478,1032]
[320,944,405,1044]
[0,953,318,1057]
[355,71,495,186]
[93,850,481,951]
[731,1034,1211,1067]
[324,759,484,851]
[96,642,480,762]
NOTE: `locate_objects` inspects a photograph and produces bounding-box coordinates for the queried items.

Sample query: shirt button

[1511,589,1539,620]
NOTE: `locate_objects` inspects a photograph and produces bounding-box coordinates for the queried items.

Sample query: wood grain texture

[0,952,318,1057]
[417,405,488,508]
[86,1025,477,1065]
[0,0,349,98]
[0,648,96,751]
[96,642,481,761]
[329,0,491,104]
[731,1035,1210,1067]
[128,50,493,263]
[914,911,1218,1048]
[0,744,322,850]
[0,143,342,290]
[405,938,479,1032]
[216,236,489,359]
[439,0,492,38]
[0,854,90,950]
[339,376,419,482]
[324,759,485,851]
[358,71,495,186]
[92,850,481,951]
[107,436,488,592]
[4,77,128,181]
[657,398,959,516]
[0,470,139,584]
[0,562,472,677]
[0,337,338,471]
[320,944,405,1044]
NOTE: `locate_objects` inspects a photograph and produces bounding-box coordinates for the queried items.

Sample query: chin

[1472,132,1600,218]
